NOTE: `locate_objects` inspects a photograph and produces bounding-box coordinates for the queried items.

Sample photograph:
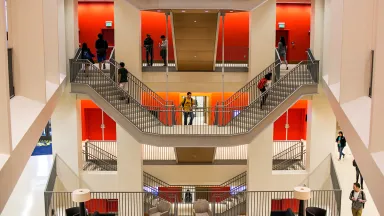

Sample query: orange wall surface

[77,3,310,62]
[78,2,114,55]
[276,3,311,61]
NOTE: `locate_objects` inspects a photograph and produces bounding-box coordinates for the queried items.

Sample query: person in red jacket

[258,73,272,109]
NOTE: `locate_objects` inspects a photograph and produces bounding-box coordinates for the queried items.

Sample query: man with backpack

[180,92,194,125]
[353,159,364,190]
[95,33,108,70]
[257,73,272,109]
[349,183,366,216]
[144,34,154,66]
[118,62,129,102]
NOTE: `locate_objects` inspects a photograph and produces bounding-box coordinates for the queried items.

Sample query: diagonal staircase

[70,49,319,146]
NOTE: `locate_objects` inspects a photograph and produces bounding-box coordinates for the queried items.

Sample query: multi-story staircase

[70,49,319,146]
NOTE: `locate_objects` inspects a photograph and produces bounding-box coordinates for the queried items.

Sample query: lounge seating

[148,200,171,216]
[193,199,212,216]
[306,207,326,216]
[271,208,295,216]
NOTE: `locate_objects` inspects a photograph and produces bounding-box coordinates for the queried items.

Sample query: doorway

[276,30,289,61]
[181,96,209,125]
[85,108,116,140]
[273,109,306,140]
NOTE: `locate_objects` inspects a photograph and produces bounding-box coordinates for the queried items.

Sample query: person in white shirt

[159,35,168,66]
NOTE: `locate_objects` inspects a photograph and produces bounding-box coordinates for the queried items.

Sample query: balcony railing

[45,189,341,216]
[8,48,14,98]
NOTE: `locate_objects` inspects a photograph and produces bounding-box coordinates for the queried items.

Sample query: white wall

[144,165,246,185]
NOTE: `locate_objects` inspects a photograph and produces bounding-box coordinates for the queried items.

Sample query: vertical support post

[84,141,89,162]
[300,140,304,161]
[166,12,169,102]
[221,12,225,103]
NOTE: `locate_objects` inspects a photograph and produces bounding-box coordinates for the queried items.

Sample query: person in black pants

[336,131,346,161]
[159,35,168,66]
[143,34,154,66]
[258,73,272,109]
[353,160,364,190]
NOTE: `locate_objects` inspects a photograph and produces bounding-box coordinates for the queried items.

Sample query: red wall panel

[78,2,115,55]
[141,11,175,61]
[276,4,311,61]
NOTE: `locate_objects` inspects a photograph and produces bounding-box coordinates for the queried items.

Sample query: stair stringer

[71,83,318,147]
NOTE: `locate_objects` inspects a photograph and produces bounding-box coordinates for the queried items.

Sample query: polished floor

[332,145,379,216]
[1,155,53,216]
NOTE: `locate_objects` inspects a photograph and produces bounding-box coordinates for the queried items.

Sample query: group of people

[336,131,367,216]
[144,34,168,66]
[81,33,109,70]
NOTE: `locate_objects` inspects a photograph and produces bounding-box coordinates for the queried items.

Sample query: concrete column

[324,0,343,85]
[114,0,141,79]
[0,0,12,154]
[65,0,79,76]
[339,0,375,103]
[247,125,273,216]
[51,87,83,176]
[247,125,273,191]
[9,0,64,102]
[43,0,60,85]
[248,0,276,80]
[306,91,336,172]
[310,0,324,72]
[369,0,384,153]
[116,125,143,191]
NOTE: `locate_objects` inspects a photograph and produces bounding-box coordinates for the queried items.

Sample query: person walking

[95,33,108,70]
[257,73,272,110]
[336,131,347,161]
[159,35,168,66]
[180,92,194,125]
[349,183,366,216]
[278,37,289,70]
[353,160,364,190]
[144,34,154,66]
[80,43,95,77]
[118,62,129,102]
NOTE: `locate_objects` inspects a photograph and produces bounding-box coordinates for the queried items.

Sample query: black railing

[44,190,341,216]
[8,48,14,98]
[273,140,306,170]
[369,50,374,97]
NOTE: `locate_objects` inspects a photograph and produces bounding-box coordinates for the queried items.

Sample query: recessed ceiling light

[157,10,161,12]
[230,10,234,12]
[194,56,197,58]
[205,10,209,12]
[194,20,197,23]
[181,10,186,13]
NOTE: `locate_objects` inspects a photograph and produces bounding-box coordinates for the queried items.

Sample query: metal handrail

[82,150,116,171]
[220,60,281,107]
[85,141,117,161]
[273,141,303,160]
[275,47,282,64]
[225,60,316,128]
[272,150,306,170]
[108,51,170,107]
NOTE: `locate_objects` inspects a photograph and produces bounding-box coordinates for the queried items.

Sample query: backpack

[258,78,267,89]
[350,190,366,208]
[182,98,193,107]
[83,50,92,59]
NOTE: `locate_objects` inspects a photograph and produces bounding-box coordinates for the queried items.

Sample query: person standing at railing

[349,183,366,216]
[118,62,129,102]
[180,92,194,125]
[95,33,108,70]
[278,37,289,70]
[159,35,168,66]
[144,34,154,66]
[336,131,346,161]
[257,73,272,110]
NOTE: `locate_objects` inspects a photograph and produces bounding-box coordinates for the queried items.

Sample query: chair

[65,207,80,216]
[193,199,212,216]
[271,208,295,216]
[148,200,171,216]
[306,207,326,216]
